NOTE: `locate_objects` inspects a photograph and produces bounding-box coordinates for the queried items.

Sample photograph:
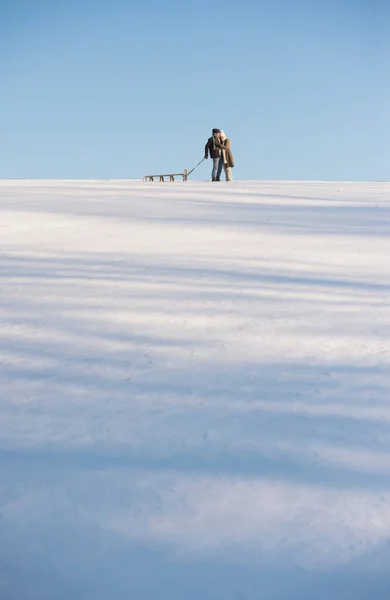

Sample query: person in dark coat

[204,128,223,181]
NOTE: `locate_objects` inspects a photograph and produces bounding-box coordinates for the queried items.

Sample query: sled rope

[187,157,205,176]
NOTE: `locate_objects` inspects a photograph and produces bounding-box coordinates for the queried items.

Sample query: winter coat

[214,136,234,168]
[204,136,221,159]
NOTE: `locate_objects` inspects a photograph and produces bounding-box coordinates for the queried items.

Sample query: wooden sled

[143,169,188,182]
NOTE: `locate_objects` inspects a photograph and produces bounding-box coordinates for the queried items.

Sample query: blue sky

[1,0,389,180]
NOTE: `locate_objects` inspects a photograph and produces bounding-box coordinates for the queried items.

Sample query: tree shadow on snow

[0,240,390,598]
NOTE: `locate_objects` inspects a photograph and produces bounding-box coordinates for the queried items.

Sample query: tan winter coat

[214,136,234,168]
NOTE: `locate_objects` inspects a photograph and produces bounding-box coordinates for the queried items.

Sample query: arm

[214,138,231,151]
[204,139,210,159]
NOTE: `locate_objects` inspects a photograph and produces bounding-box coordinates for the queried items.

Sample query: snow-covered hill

[1,180,389,599]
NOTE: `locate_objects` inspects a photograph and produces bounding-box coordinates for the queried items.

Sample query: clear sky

[1,0,389,180]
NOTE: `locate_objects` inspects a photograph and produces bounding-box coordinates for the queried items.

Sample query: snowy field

[0,179,389,600]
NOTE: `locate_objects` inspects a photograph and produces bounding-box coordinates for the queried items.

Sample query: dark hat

[212,128,221,134]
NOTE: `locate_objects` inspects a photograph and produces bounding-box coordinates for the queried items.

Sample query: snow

[0,179,389,599]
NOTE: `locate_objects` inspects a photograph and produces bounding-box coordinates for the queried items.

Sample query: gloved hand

[204,155,208,159]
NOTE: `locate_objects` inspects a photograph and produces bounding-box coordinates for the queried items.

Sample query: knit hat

[212,128,221,134]
[220,130,227,140]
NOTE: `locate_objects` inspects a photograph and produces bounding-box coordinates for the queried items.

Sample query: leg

[224,165,233,181]
[216,156,223,181]
[211,158,220,181]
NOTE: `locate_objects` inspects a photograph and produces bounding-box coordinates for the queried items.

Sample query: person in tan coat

[213,130,234,181]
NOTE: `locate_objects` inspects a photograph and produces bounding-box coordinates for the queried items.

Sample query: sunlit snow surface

[0,180,389,599]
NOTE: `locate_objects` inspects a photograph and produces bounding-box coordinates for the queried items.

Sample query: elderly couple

[204,128,234,181]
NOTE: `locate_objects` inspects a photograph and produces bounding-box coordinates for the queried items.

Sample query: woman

[213,130,234,181]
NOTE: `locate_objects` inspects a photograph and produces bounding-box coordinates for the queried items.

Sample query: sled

[142,158,204,183]
[143,170,188,182]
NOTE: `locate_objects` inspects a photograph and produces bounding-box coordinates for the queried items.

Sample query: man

[204,128,223,181]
